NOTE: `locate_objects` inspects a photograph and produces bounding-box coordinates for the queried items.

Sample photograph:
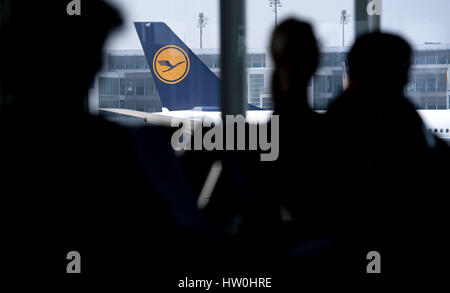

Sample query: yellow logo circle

[153,45,190,85]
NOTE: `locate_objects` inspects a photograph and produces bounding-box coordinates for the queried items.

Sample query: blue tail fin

[134,22,260,111]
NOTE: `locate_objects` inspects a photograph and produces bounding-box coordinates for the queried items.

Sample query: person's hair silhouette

[347,32,412,92]
[0,0,122,114]
[270,19,319,112]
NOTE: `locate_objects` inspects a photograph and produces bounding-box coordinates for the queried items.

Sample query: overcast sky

[105,0,450,51]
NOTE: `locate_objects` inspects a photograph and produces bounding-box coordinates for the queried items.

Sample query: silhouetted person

[271,19,319,116]
[269,18,338,256]
[326,32,449,276]
[217,20,338,280]
[0,1,178,288]
[269,18,331,222]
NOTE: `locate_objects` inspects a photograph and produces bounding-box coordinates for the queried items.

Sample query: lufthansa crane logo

[153,45,190,84]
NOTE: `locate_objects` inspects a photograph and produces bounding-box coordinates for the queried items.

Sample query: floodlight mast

[340,9,351,47]
[269,0,282,27]
[198,12,208,49]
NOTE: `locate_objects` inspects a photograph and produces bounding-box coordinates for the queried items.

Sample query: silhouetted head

[270,19,319,111]
[348,32,412,92]
[0,0,122,114]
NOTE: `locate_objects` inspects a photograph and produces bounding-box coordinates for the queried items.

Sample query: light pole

[198,12,208,49]
[269,0,282,27]
[340,10,351,47]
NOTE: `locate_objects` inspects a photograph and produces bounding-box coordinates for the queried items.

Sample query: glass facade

[248,74,265,108]
[97,47,449,113]
[407,69,448,109]
[98,72,162,112]
[413,50,449,65]
[108,55,149,71]
[198,54,220,69]
[313,68,345,110]
[247,53,266,68]
[311,47,449,111]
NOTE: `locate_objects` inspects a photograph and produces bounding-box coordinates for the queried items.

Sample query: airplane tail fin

[134,22,261,111]
[134,22,219,111]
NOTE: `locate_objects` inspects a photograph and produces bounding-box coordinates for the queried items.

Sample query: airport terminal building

[92,44,450,112]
